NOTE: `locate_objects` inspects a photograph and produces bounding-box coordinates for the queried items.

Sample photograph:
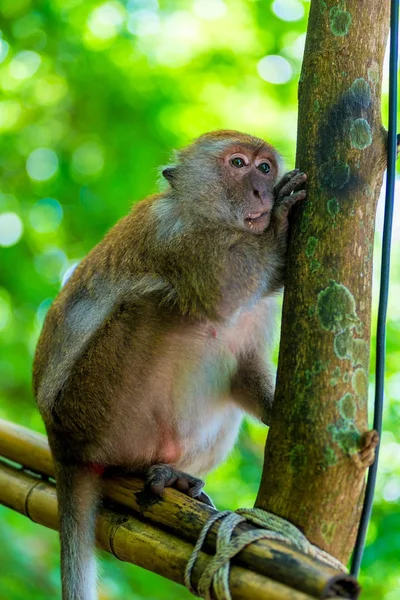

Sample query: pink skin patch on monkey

[87,462,105,476]
[210,327,217,339]
[159,440,182,464]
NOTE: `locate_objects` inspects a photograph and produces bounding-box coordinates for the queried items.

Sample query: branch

[0,418,358,599]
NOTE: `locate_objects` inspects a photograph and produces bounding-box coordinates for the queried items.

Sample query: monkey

[32,130,307,600]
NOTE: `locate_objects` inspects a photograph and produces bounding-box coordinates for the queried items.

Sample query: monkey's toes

[359,429,379,467]
[145,464,214,505]
[196,491,216,508]
[352,429,379,469]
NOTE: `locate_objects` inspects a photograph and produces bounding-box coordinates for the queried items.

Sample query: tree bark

[256,0,390,564]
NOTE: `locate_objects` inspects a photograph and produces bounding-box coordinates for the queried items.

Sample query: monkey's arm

[231,351,275,426]
[159,230,265,320]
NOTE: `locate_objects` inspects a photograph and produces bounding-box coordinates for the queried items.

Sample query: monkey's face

[220,143,279,234]
[163,132,281,233]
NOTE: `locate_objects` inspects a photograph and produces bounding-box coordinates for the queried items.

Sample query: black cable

[350,0,399,577]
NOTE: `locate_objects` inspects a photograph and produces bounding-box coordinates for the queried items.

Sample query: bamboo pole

[0,460,321,600]
[0,419,358,599]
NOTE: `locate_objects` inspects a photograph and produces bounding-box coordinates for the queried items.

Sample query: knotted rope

[185,508,346,600]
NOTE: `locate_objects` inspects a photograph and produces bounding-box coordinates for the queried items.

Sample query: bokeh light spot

[0,38,9,63]
[127,11,160,36]
[34,247,67,283]
[127,0,158,10]
[153,12,201,67]
[72,142,105,179]
[29,198,63,233]
[257,55,293,84]
[193,0,227,21]
[284,33,307,63]
[9,50,41,80]
[61,261,80,287]
[272,0,304,22]
[0,212,24,247]
[382,477,400,502]
[34,75,68,106]
[35,297,53,328]
[26,147,59,181]
[87,2,126,40]
[0,100,21,132]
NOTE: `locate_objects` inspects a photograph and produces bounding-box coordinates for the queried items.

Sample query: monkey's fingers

[274,189,306,219]
[276,172,307,202]
[273,169,300,196]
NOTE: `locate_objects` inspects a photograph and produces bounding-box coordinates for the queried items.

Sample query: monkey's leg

[231,354,275,426]
[145,464,215,507]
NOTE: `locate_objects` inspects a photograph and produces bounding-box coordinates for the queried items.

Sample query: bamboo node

[185,508,347,600]
[24,477,43,521]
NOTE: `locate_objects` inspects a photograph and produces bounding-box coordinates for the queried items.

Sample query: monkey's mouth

[245,211,269,227]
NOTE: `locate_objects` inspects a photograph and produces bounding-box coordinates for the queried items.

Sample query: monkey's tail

[55,462,102,600]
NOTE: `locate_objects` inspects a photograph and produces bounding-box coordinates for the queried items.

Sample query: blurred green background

[0,0,399,598]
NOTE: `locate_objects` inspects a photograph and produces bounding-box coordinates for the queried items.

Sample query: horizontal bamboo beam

[0,460,330,600]
[0,419,359,599]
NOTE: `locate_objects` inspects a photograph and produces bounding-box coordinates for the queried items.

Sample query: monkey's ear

[162,167,176,182]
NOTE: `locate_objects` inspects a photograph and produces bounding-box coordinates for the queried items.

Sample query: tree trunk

[256,0,390,564]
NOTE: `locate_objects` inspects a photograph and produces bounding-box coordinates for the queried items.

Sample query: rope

[350,0,399,577]
[185,508,346,600]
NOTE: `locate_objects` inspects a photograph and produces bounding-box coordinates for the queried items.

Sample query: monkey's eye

[231,157,246,168]
[258,162,271,174]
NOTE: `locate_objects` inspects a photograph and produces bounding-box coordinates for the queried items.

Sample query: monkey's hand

[272,169,307,231]
[145,464,216,507]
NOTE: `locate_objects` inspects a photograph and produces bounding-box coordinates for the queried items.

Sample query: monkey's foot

[352,429,379,469]
[145,464,215,507]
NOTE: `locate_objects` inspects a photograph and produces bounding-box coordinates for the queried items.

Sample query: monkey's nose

[253,189,267,204]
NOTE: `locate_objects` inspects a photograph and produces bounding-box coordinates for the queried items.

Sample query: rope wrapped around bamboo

[0,419,359,600]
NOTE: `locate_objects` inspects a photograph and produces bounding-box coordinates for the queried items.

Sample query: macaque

[33,130,306,600]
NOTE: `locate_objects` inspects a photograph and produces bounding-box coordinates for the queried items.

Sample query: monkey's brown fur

[33,130,306,600]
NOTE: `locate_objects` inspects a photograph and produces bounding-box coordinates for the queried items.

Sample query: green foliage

[0,1,399,599]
